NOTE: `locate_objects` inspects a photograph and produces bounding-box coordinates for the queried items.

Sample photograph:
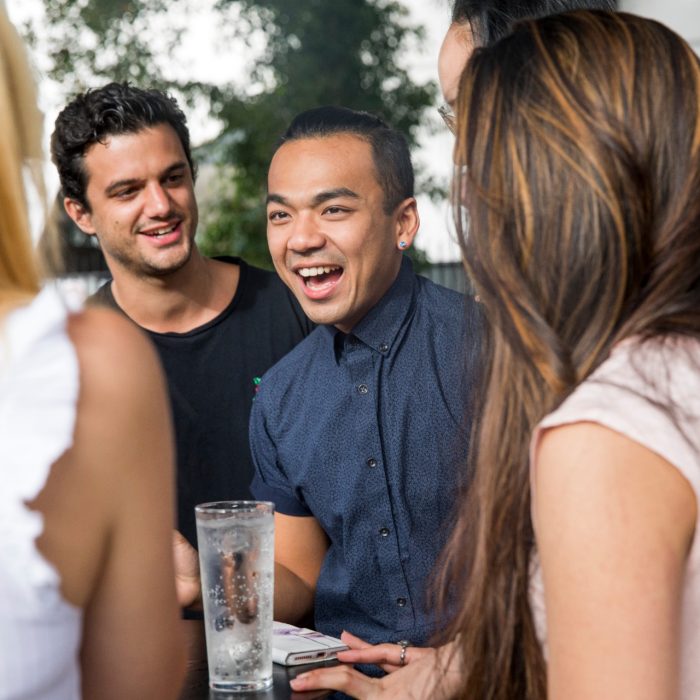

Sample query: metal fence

[59,262,471,301]
[421,261,470,294]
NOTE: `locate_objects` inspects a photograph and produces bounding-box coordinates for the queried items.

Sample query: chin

[144,252,192,277]
[302,306,342,328]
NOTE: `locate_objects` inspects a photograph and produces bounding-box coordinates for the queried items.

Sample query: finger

[221,553,236,618]
[402,646,433,662]
[340,630,373,649]
[337,642,405,667]
[336,653,399,675]
[336,649,398,673]
[290,666,379,697]
[173,530,198,555]
[337,633,406,674]
[240,594,258,623]
[231,553,258,623]
[336,653,400,675]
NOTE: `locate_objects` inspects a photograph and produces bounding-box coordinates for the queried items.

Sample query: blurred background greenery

[23,0,440,271]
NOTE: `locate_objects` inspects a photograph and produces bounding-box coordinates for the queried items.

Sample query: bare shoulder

[536,420,694,489]
[67,306,162,382]
[534,421,696,549]
[64,306,171,481]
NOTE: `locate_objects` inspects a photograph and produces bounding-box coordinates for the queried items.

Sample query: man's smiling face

[65,123,198,278]
[266,133,410,333]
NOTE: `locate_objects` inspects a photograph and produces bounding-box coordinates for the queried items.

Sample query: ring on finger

[397,639,410,667]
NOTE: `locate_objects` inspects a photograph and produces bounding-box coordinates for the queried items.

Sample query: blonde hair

[0,3,45,304]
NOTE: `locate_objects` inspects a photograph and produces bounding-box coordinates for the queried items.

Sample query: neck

[334,255,404,334]
[109,251,239,333]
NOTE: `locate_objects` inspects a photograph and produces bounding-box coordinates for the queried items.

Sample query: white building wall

[620,0,700,52]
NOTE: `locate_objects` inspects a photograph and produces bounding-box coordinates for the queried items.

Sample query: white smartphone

[272,621,348,666]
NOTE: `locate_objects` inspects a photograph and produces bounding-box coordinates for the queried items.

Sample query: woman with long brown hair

[290,10,700,699]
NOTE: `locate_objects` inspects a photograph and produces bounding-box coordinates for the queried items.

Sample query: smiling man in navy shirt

[247,106,481,649]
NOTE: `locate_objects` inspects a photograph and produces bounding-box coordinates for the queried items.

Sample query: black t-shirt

[90,256,313,546]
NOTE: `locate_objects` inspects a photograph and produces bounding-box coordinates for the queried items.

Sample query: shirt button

[367,457,377,468]
[396,597,407,607]
[357,384,369,395]
[379,343,389,353]
[379,527,390,537]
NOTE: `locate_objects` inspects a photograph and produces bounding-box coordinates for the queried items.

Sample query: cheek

[267,231,286,260]
[179,189,197,210]
[102,202,137,233]
[354,240,393,289]
[111,217,127,232]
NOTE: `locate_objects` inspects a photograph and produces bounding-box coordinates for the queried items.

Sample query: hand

[172,530,202,608]
[289,638,460,699]
[336,631,434,674]
[222,551,259,624]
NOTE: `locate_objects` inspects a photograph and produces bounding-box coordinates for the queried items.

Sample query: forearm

[273,561,315,623]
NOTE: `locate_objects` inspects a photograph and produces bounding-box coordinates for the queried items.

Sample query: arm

[172,391,330,619]
[273,512,329,623]
[248,386,328,623]
[171,507,330,622]
[534,422,696,700]
[66,308,185,699]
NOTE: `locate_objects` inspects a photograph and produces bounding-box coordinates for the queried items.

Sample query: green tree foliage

[32,0,436,268]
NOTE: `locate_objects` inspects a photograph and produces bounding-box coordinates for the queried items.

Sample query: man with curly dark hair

[51,83,313,561]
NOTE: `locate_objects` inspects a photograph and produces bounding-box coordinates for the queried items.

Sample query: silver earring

[399,241,408,249]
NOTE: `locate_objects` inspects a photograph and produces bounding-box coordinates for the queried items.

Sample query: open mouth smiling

[296,265,343,292]
[297,265,343,291]
[140,222,179,237]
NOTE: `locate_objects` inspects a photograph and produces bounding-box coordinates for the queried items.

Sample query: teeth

[298,266,340,278]
[146,224,176,237]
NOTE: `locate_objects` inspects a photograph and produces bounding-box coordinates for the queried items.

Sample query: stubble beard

[101,227,196,281]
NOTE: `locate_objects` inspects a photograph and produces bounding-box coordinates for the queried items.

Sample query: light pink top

[529,336,700,699]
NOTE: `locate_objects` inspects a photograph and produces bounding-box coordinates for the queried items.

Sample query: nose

[286,212,326,253]
[144,182,172,218]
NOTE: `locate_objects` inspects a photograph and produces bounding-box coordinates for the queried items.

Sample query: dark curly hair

[51,82,196,211]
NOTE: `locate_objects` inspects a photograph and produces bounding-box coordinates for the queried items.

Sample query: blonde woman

[0,7,185,699]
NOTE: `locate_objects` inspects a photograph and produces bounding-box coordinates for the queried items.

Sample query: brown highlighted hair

[436,10,700,699]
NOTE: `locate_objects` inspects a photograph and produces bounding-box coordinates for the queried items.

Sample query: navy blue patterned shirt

[250,257,481,645]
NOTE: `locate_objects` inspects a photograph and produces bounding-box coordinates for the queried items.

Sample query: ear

[393,197,420,250]
[64,197,97,236]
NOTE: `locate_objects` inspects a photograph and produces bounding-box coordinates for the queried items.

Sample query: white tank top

[529,335,700,699]
[0,285,83,699]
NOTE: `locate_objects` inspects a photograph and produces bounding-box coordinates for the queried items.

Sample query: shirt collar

[321,256,417,364]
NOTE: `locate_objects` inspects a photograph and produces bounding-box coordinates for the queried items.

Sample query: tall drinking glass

[195,501,275,692]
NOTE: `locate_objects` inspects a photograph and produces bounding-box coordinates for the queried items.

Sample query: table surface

[178,619,335,700]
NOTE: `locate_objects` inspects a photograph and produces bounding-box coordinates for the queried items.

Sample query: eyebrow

[266,187,360,207]
[104,161,188,197]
